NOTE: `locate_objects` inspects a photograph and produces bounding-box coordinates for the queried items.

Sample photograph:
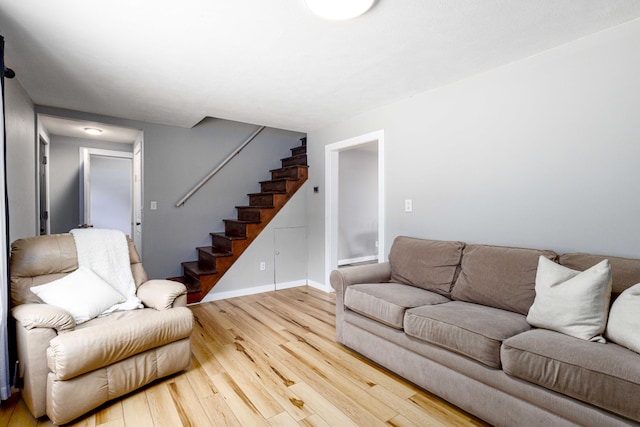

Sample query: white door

[81,148,133,236]
[275,227,307,290]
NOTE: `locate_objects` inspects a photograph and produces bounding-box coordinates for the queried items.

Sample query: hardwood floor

[0,286,489,426]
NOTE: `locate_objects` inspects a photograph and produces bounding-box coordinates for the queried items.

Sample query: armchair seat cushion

[47,307,193,381]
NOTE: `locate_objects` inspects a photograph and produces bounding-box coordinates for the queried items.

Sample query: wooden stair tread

[281,153,307,161]
[247,191,287,196]
[210,232,247,240]
[223,219,260,224]
[235,205,275,209]
[269,165,309,173]
[182,261,216,276]
[196,246,233,257]
[259,178,296,184]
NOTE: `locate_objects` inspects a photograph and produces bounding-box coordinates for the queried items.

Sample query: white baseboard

[337,255,377,266]
[199,284,275,303]
[307,280,333,293]
[195,280,333,304]
[275,279,307,290]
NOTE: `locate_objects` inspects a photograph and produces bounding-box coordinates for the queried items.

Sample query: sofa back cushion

[559,253,640,297]
[388,236,465,297]
[451,244,558,315]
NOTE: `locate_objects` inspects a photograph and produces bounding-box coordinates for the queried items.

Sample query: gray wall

[36,107,306,285]
[338,147,378,263]
[5,78,36,242]
[306,17,640,286]
[49,135,132,234]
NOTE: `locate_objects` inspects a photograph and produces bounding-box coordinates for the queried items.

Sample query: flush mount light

[84,128,103,135]
[305,0,375,20]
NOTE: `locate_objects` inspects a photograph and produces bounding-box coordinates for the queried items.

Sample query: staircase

[169,138,308,303]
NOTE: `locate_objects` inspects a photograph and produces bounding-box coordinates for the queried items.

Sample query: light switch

[150,201,157,210]
[404,199,413,212]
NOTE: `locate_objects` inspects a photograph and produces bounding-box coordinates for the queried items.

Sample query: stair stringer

[199,180,308,302]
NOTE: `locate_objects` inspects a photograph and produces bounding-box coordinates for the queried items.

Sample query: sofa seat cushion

[451,244,558,315]
[502,329,640,422]
[344,283,450,329]
[388,236,465,296]
[404,301,531,368]
[46,307,193,380]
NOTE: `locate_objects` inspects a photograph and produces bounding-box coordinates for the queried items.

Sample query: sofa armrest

[137,280,187,310]
[330,262,391,293]
[12,304,76,332]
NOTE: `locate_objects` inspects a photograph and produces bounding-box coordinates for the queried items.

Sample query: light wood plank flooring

[1,286,489,426]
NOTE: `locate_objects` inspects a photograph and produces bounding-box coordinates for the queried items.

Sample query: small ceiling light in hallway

[84,128,103,135]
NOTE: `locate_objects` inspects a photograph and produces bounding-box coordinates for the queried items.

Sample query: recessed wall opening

[325,130,385,288]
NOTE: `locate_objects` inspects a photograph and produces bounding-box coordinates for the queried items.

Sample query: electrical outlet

[259,261,266,271]
[404,199,413,212]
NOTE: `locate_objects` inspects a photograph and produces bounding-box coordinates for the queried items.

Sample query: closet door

[274,227,307,290]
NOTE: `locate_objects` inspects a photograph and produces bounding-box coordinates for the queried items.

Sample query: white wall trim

[307,280,333,293]
[338,255,377,266]
[324,129,385,289]
[275,279,307,290]
[197,281,330,303]
[198,284,276,303]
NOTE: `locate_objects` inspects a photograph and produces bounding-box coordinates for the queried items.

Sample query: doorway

[337,144,378,266]
[80,148,133,236]
[37,114,144,254]
[325,130,385,288]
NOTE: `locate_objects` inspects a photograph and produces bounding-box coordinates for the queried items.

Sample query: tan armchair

[9,234,193,425]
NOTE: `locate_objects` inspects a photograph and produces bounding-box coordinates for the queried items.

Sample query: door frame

[79,148,134,235]
[324,129,385,289]
[37,135,50,235]
[132,135,144,253]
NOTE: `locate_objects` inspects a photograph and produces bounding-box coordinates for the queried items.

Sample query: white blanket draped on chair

[70,228,142,313]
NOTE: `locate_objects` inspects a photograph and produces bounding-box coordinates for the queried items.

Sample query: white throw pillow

[606,283,640,353]
[30,267,125,324]
[527,256,612,342]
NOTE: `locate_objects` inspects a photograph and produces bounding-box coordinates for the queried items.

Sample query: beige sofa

[10,234,193,425]
[330,236,640,427]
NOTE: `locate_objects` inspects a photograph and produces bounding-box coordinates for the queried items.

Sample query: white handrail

[175,125,266,207]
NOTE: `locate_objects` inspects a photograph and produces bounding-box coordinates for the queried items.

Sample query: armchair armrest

[11,304,76,332]
[137,280,187,310]
[330,262,391,293]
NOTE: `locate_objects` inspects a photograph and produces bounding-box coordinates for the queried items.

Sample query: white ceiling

[2,1,640,133]
[39,115,140,143]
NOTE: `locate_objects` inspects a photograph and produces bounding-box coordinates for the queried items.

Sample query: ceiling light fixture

[305,0,375,20]
[84,127,103,135]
